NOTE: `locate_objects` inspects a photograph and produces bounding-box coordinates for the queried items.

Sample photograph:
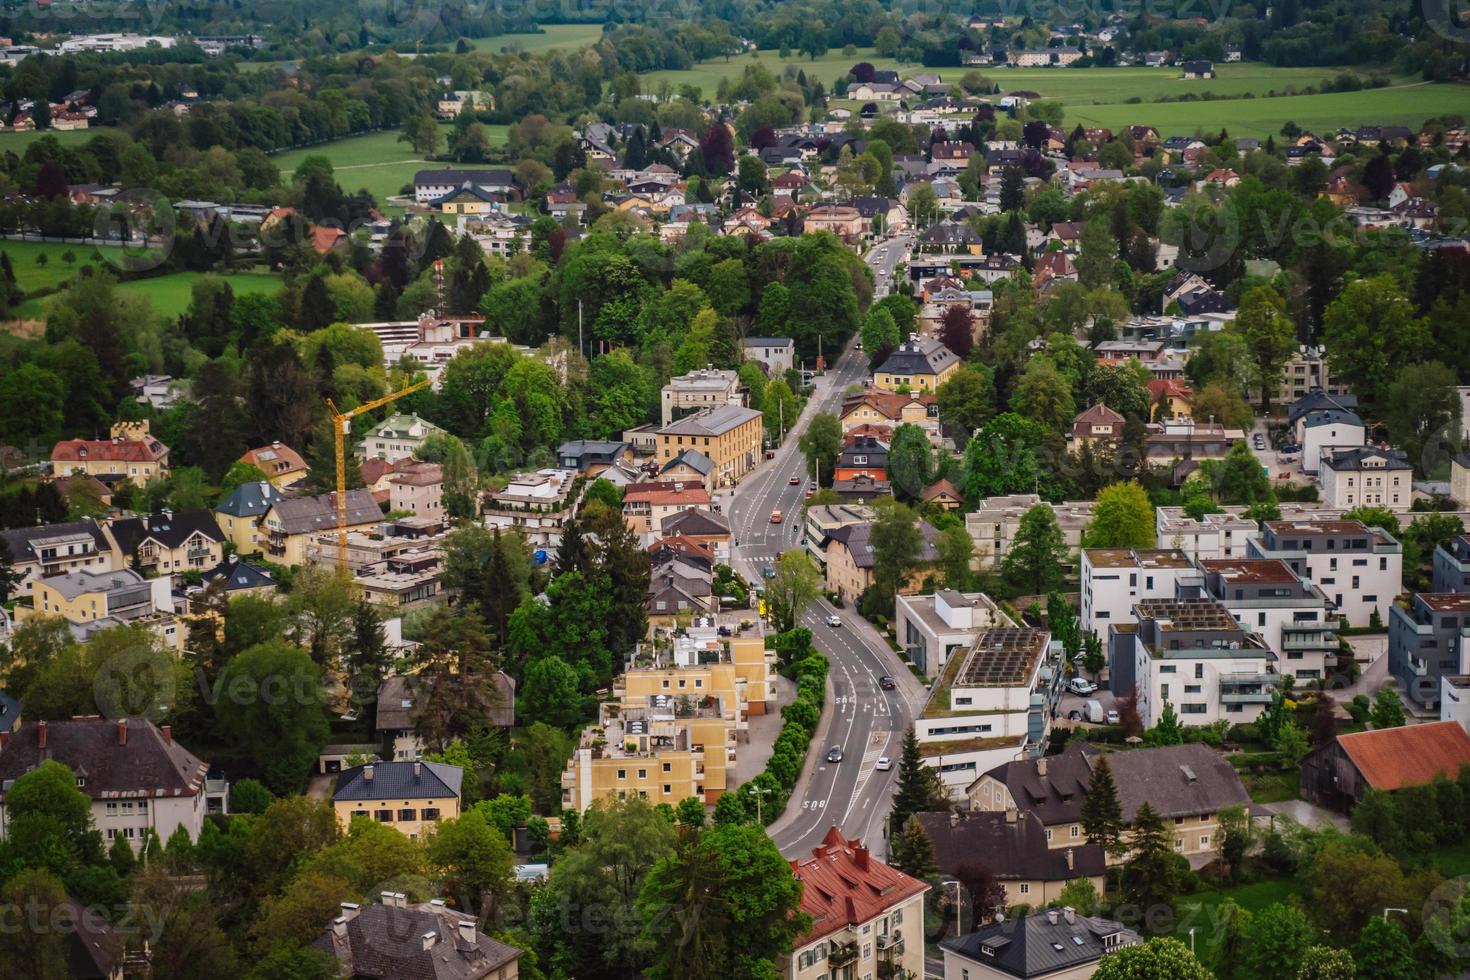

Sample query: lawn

[1173,877,1308,967]
[983,63,1371,106]
[8,265,280,320]
[471,24,606,54]
[271,125,507,205]
[641,47,922,98]
[0,128,97,153]
[0,240,134,293]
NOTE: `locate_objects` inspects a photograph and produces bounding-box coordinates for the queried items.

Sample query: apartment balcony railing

[829,941,859,967]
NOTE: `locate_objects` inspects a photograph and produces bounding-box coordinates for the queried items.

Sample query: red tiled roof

[1147,379,1193,401]
[623,483,710,506]
[1336,721,1470,791]
[840,388,936,422]
[921,478,961,502]
[52,437,167,463]
[791,827,929,945]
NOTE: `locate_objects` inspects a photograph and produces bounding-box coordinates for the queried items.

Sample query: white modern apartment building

[964,494,1093,570]
[1247,518,1402,627]
[1108,598,1276,728]
[1198,558,1340,680]
[915,628,1062,797]
[660,368,744,426]
[1155,508,1260,561]
[1079,548,1198,634]
[894,590,1009,677]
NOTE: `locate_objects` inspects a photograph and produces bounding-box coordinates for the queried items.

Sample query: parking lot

[1054,687,1120,727]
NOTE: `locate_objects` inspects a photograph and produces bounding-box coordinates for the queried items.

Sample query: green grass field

[6,264,280,320]
[984,63,1367,106]
[642,47,922,98]
[473,24,606,54]
[0,240,139,293]
[0,128,97,153]
[271,124,508,205]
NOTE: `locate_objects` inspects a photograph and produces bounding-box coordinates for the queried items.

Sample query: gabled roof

[0,518,110,563]
[941,910,1138,978]
[108,510,222,553]
[914,809,1107,883]
[656,405,762,437]
[51,435,168,463]
[375,673,515,732]
[661,508,730,537]
[1322,447,1410,472]
[875,337,959,378]
[921,478,961,503]
[413,167,515,187]
[661,449,713,477]
[199,558,275,592]
[791,827,929,945]
[310,899,521,979]
[333,760,464,802]
[1071,403,1125,438]
[239,443,307,478]
[1332,721,1470,791]
[0,718,207,801]
[268,490,381,536]
[215,480,287,519]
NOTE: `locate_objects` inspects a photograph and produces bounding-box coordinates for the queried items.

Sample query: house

[51,420,169,488]
[894,590,1008,676]
[831,474,892,504]
[873,335,960,393]
[387,461,443,517]
[742,337,795,374]
[1079,547,1197,633]
[556,440,632,475]
[375,674,515,763]
[18,567,180,649]
[661,508,731,561]
[1146,379,1194,421]
[915,627,1062,795]
[965,496,1094,571]
[1300,721,1470,812]
[1155,506,1271,561]
[802,204,866,242]
[331,760,462,838]
[262,489,382,567]
[661,368,744,426]
[213,481,287,557]
[915,809,1107,910]
[0,519,118,597]
[363,413,446,462]
[1296,408,1365,474]
[1389,593,1470,709]
[194,556,277,604]
[1009,47,1082,66]
[108,510,225,575]
[482,469,580,547]
[969,741,1252,860]
[238,442,308,488]
[1319,448,1412,511]
[780,827,928,980]
[824,521,940,603]
[0,718,223,852]
[655,406,764,488]
[1248,518,1402,627]
[834,436,888,482]
[940,909,1139,980]
[1069,404,1126,451]
[412,167,516,205]
[1180,60,1214,78]
[647,555,715,617]
[622,482,711,536]
[803,504,876,566]
[1433,535,1470,593]
[1198,559,1339,681]
[1109,597,1276,727]
[922,478,963,510]
[840,388,940,442]
[311,892,521,980]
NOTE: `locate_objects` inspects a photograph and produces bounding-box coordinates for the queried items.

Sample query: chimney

[457,919,476,944]
[1047,909,1059,924]
[332,917,348,938]
[1037,757,1048,777]
[413,761,422,781]
[949,812,959,828]
[854,845,871,872]
[364,764,374,783]
[340,902,360,921]
[1063,907,1075,924]
[161,724,171,744]
[380,891,396,908]
[395,892,407,907]
[117,719,127,746]
[1065,848,1074,871]
[0,732,8,750]
[1005,807,1017,824]
[421,931,437,952]
[37,721,46,749]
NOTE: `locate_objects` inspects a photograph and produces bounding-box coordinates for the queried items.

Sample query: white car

[1067,677,1097,696]
[875,756,892,771]
[825,614,842,627]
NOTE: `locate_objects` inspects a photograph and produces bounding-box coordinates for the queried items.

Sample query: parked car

[1106,708,1120,725]
[1067,677,1097,696]
[826,746,843,763]
[875,756,892,771]
[1085,699,1105,724]
[765,449,776,459]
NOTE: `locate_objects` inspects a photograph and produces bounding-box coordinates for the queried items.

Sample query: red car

[789,476,800,485]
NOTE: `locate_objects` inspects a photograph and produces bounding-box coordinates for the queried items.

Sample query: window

[398,808,417,822]
[1045,828,1053,841]
[1200,834,1211,847]
[1019,883,1030,895]
[1182,704,1208,714]
[663,784,672,795]
[422,808,440,821]
[663,763,672,773]
[375,809,394,822]
[1070,825,1080,838]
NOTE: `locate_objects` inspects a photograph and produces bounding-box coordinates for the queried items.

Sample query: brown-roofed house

[239,442,308,488]
[921,478,962,510]
[51,421,169,488]
[1300,720,1470,812]
[1070,403,1126,450]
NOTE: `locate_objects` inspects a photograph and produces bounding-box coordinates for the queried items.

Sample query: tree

[762,378,799,443]
[1323,276,1430,413]
[699,122,734,175]
[888,423,935,501]
[861,307,900,362]
[1208,440,1274,506]
[1082,633,1106,681]
[215,641,329,794]
[869,500,924,611]
[908,182,938,227]
[1080,755,1125,853]
[1275,719,1310,768]
[1353,916,1416,980]
[1077,218,1117,289]
[1244,902,1317,979]
[1149,699,1185,745]
[961,414,1057,503]
[1121,802,1179,914]
[1306,838,1424,945]
[890,817,939,878]
[1091,938,1213,980]
[1085,481,1154,548]
[1232,286,1298,410]
[1010,357,1075,432]
[518,656,585,728]
[936,525,976,591]
[1054,877,1102,916]
[0,363,65,446]
[637,825,808,980]
[939,305,976,358]
[229,779,274,815]
[1370,687,1406,729]
[1385,361,1461,475]
[798,412,843,484]
[890,726,949,834]
[937,364,996,436]
[0,540,20,606]
[0,869,70,978]
[766,549,822,633]
[0,759,97,877]
[1297,946,1356,980]
[1218,803,1252,880]
[425,808,514,913]
[1002,505,1069,597]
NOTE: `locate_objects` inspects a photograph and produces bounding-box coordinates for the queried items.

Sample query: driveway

[1263,799,1349,832]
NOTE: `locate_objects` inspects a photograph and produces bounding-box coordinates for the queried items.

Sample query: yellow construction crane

[325,379,431,568]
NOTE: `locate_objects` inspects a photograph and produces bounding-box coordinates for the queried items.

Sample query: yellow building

[106,511,224,575]
[655,405,764,488]
[331,761,462,840]
[871,336,960,393]
[261,489,382,567]
[238,443,309,489]
[50,420,169,488]
[19,567,184,651]
[214,481,289,557]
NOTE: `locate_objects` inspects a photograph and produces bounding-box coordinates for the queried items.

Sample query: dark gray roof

[1323,447,1411,471]
[1300,409,1362,429]
[0,718,207,801]
[661,508,729,536]
[108,510,222,553]
[941,911,1139,978]
[1288,391,1358,427]
[838,438,889,469]
[742,336,794,348]
[662,449,713,477]
[876,337,959,377]
[913,809,1107,882]
[413,167,514,187]
[270,489,381,535]
[66,898,122,979]
[310,900,521,980]
[0,690,20,731]
[0,518,110,563]
[333,760,464,803]
[199,558,275,592]
[214,480,287,519]
[376,674,515,733]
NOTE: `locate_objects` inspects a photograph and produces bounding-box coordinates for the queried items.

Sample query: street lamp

[744,784,773,824]
[1383,907,1409,921]
[941,879,964,938]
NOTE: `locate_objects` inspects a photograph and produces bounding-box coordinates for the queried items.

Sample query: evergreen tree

[108,833,136,878]
[890,726,947,833]
[348,600,390,708]
[1081,755,1126,853]
[891,818,939,878]
[1121,802,1179,914]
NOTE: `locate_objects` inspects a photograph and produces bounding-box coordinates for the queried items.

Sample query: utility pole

[578,300,584,360]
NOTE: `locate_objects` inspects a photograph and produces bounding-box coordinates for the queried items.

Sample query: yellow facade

[333,795,460,840]
[872,359,958,394]
[216,510,267,557]
[656,413,763,488]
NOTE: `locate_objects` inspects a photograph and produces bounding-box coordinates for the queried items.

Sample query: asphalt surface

[722,234,929,861]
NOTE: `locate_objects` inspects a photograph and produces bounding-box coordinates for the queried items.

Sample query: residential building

[0,519,117,597]
[376,674,514,763]
[0,718,222,851]
[355,549,448,610]
[940,910,1138,980]
[743,337,795,375]
[915,627,1062,796]
[803,503,875,566]
[412,167,515,205]
[1274,347,1348,404]
[660,508,731,564]
[482,469,580,548]
[647,554,715,618]
[660,368,744,426]
[966,495,1093,570]
[362,413,446,462]
[1319,447,1412,511]
[1108,597,1276,728]
[824,521,939,604]
[1198,558,1339,680]
[655,405,764,487]
[1079,548,1197,634]
[51,420,169,487]
[555,440,633,475]
[262,489,382,567]
[969,741,1251,860]
[1069,404,1125,452]
[872,335,961,393]
[802,204,866,242]
[781,827,928,980]
[331,761,462,839]
[1009,47,1083,66]
[18,567,180,648]
[622,482,711,536]
[238,442,308,488]
[839,387,940,443]
[659,449,715,491]
[834,436,888,482]
[895,590,1009,677]
[1247,518,1402,627]
[1300,721,1470,812]
[1180,59,1214,78]
[923,479,964,510]
[1454,454,1470,507]
[211,481,287,557]
[312,894,521,980]
[387,461,443,516]
[831,474,892,504]
[1155,507,1261,560]
[107,510,224,575]
[915,809,1107,909]
[1434,535,1470,593]
[1389,593,1470,709]
[1291,397,1362,472]
[1443,674,1470,732]
[1145,418,1242,464]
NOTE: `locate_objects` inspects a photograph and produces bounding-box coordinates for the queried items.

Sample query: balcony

[829,941,859,967]
[187,546,213,560]
[1282,629,1337,651]
[1220,691,1275,705]
[877,929,904,956]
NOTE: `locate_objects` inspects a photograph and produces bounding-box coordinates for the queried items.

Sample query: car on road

[878,675,896,690]
[875,756,891,771]
[1067,677,1097,696]
[826,746,843,763]
[825,614,842,627]
[789,476,800,485]
[770,510,782,524]
[765,449,776,459]
[762,565,775,579]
